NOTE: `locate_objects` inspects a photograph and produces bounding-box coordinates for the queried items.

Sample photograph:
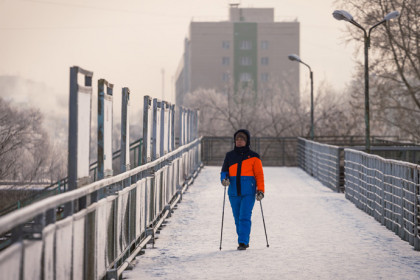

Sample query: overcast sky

[0,0,357,115]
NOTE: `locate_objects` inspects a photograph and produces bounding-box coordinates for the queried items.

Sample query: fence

[344,149,420,250]
[297,138,343,192]
[0,138,144,218]
[0,139,202,279]
[0,65,201,279]
[201,136,298,166]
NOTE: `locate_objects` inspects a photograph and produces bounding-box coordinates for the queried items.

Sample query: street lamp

[288,54,314,140]
[333,9,399,152]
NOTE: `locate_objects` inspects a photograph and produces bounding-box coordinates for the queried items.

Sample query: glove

[256,191,264,201]
[221,178,230,187]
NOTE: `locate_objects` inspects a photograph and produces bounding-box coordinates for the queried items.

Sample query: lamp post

[288,54,314,140]
[332,10,399,152]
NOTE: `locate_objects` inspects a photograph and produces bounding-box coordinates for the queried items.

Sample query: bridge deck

[123,167,420,279]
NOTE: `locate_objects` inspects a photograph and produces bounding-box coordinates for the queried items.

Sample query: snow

[123,167,420,280]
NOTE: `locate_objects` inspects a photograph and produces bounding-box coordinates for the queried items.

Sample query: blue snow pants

[229,194,256,245]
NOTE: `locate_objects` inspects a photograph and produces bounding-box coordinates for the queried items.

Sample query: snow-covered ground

[123,167,420,280]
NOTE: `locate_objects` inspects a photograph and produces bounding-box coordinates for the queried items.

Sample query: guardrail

[0,65,202,279]
[201,136,298,166]
[0,139,143,217]
[344,149,420,250]
[0,138,202,279]
[297,137,343,192]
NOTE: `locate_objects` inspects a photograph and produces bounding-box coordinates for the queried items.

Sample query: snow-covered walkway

[123,167,420,280]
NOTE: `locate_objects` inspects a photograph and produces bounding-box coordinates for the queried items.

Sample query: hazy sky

[0,0,357,114]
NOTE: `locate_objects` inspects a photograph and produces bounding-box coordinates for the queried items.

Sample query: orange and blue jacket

[220,146,265,197]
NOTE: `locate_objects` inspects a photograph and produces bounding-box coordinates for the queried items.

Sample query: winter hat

[233,129,251,147]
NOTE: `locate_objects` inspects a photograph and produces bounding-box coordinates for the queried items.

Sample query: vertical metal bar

[68,67,79,190]
[310,71,314,140]
[68,66,93,190]
[142,96,152,164]
[399,165,405,240]
[179,107,183,147]
[152,99,158,160]
[165,102,170,154]
[171,105,175,152]
[98,79,105,180]
[364,33,371,153]
[184,108,187,145]
[139,139,143,166]
[196,110,200,141]
[336,148,340,192]
[380,160,386,226]
[160,101,166,157]
[121,88,130,172]
[188,109,191,143]
[414,166,420,250]
[98,79,114,181]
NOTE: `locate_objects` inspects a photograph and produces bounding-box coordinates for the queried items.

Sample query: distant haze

[0,0,356,135]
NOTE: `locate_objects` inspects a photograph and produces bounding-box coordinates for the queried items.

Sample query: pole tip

[267,245,269,248]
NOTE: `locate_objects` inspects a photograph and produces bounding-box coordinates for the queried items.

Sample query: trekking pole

[219,186,227,250]
[260,200,269,247]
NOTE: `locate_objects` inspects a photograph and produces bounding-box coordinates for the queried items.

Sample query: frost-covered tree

[0,97,66,183]
[183,80,301,137]
[335,0,420,142]
[183,79,359,138]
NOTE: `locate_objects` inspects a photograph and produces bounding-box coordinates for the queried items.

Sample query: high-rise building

[175,5,300,106]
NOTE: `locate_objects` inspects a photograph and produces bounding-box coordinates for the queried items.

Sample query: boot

[237,243,249,250]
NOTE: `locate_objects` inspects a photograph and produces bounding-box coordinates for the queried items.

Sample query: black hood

[234,129,251,147]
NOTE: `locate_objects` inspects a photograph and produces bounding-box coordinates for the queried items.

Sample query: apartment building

[175,5,300,106]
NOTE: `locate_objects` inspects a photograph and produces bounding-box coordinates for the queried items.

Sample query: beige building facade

[175,5,300,106]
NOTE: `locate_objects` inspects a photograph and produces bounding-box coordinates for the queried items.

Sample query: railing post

[98,79,114,180]
[142,96,153,164]
[152,99,162,161]
[179,106,184,147]
[335,148,340,192]
[170,104,175,152]
[414,166,420,250]
[380,159,385,226]
[160,101,166,156]
[68,66,93,190]
[397,165,404,240]
[121,87,130,172]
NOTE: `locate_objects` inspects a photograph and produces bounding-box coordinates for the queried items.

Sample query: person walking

[220,129,265,250]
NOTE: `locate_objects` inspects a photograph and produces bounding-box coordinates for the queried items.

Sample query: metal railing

[297,138,343,192]
[201,136,298,166]
[0,138,202,279]
[0,139,143,217]
[344,149,420,250]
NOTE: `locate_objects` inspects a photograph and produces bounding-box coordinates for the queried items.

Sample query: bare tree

[0,97,65,183]
[183,82,293,137]
[335,0,420,142]
[312,80,365,137]
[183,77,360,138]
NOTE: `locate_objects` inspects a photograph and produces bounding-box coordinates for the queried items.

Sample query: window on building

[240,40,252,50]
[222,57,230,65]
[261,40,269,50]
[222,72,230,82]
[240,72,252,82]
[240,56,252,66]
[222,41,230,49]
[261,57,269,65]
[261,73,269,82]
